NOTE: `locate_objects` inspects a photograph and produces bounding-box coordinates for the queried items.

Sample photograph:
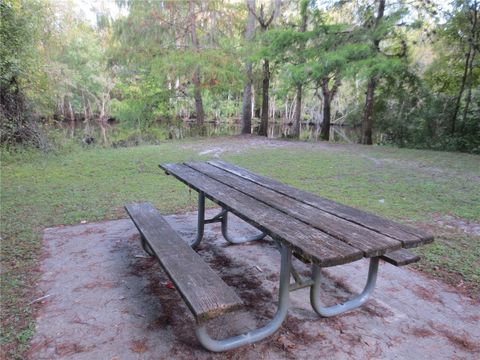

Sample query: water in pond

[169,119,361,143]
[61,118,363,144]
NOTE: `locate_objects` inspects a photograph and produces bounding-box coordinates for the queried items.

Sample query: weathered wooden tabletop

[160,161,433,268]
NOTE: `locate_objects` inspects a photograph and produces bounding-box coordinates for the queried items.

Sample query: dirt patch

[411,327,435,338]
[130,339,149,353]
[181,135,338,158]
[73,279,119,291]
[429,322,480,352]
[432,215,480,237]
[128,233,140,242]
[202,243,271,308]
[54,342,92,357]
[410,284,444,305]
[182,135,297,156]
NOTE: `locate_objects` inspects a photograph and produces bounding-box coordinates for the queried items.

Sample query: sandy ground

[29,210,479,360]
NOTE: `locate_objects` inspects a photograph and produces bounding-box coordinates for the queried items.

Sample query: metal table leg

[190,192,206,249]
[195,244,292,352]
[140,234,155,256]
[310,257,379,317]
[191,193,266,248]
[220,210,267,244]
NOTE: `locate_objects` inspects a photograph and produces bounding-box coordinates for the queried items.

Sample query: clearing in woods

[1,136,479,357]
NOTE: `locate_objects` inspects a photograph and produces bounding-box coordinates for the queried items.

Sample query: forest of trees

[1,0,479,152]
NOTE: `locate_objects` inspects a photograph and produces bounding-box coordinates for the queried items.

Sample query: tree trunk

[193,69,205,127]
[461,47,477,126]
[271,95,276,119]
[252,0,281,137]
[320,80,331,141]
[59,96,65,120]
[360,0,384,145]
[98,93,109,144]
[319,77,340,141]
[361,78,376,145]
[292,4,307,139]
[68,99,75,138]
[241,0,256,134]
[189,0,204,128]
[461,2,478,128]
[258,59,270,136]
[451,48,471,134]
[251,84,255,118]
[82,91,91,135]
[241,73,253,134]
[292,84,302,138]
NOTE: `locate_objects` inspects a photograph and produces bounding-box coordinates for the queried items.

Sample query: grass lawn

[1,136,479,358]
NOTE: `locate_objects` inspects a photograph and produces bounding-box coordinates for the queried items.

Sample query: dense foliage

[1,0,479,152]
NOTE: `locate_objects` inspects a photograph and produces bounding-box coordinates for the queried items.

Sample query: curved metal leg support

[195,245,292,352]
[221,211,267,244]
[310,257,379,317]
[191,192,206,249]
[140,235,155,256]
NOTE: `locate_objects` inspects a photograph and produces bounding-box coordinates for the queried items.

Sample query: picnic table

[126,160,433,352]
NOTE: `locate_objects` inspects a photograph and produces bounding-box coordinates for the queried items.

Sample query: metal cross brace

[191,192,267,248]
[138,191,381,351]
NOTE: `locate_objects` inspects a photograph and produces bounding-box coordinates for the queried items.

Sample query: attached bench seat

[125,203,243,323]
[380,248,420,266]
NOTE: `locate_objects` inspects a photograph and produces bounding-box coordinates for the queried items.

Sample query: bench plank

[186,162,402,257]
[380,249,420,266]
[161,163,363,267]
[125,203,243,322]
[208,160,433,247]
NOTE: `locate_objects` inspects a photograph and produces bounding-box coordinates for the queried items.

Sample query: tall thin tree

[189,0,205,128]
[249,0,281,136]
[241,0,256,134]
[320,76,341,140]
[292,0,308,138]
[361,0,385,145]
[451,0,478,133]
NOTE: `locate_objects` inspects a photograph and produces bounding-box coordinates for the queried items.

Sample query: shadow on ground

[29,211,480,359]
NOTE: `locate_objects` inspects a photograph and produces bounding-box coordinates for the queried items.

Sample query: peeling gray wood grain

[160,163,363,267]
[380,249,421,266]
[208,160,433,247]
[125,203,243,322]
[186,162,403,257]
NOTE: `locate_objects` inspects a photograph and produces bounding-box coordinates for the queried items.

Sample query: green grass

[1,138,479,358]
[226,147,480,221]
[0,142,203,358]
[226,146,479,294]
